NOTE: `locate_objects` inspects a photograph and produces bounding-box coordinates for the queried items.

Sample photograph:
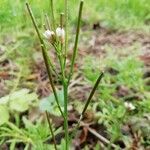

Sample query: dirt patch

[79,27,150,58]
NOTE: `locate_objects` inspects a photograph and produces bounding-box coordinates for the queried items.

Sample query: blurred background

[0,0,150,149]
[1,0,150,30]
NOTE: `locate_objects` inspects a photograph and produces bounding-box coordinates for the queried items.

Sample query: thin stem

[26,3,44,47]
[60,13,64,61]
[63,82,69,150]
[70,72,104,139]
[87,126,117,149]
[26,2,64,118]
[41,44,65,118]
[64,0,68,68]
[26,2,57,76]
[45,14,51,30]
[60,13,64,29]
[81,72,104,115]
[68,0,84,84]
[50,0,56,30]
[57,46,69,150]
[59,13,69,150]
[46,111,58,150]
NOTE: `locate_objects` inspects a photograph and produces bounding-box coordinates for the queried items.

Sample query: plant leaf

[0,105,9,125]
[39,90,64,116]
[0,89,38,113]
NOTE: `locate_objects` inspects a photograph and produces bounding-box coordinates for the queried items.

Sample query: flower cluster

[43,27,65,44]
[124,102,135,111]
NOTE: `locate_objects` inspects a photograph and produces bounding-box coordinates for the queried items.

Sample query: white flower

[124,102,135,111]
[43,30,55,41]
[56,27,65,43]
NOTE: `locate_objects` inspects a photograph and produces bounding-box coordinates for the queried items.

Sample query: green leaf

[0,89,38,112]
[9,98,29,112]
[39,90,64,116]
[0,105,9,125]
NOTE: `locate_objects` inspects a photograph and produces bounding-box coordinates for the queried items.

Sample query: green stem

[41,44,65,118]
[63,82,69,150]
[60,13,64,29]
[81,72,104,115]
[58,48,69,150]
[26,2,64,118]
[68,0,84,84]
[46,111,57,150]
[58,12,69,149]
[50,0,56,30]
[45,14,51,30]
[70,72,104,139]
[64,0,68,68]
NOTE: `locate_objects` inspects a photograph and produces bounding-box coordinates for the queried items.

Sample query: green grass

[95,0,150,30]
[1,0,150,31]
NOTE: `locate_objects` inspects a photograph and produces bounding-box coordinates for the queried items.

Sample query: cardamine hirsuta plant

[26,0,104,149]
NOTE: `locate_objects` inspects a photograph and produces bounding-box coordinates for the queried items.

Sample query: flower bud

[56,27,65,43]
[43,30,55,43]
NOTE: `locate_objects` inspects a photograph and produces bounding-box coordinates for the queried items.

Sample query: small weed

[25,0,104,149]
